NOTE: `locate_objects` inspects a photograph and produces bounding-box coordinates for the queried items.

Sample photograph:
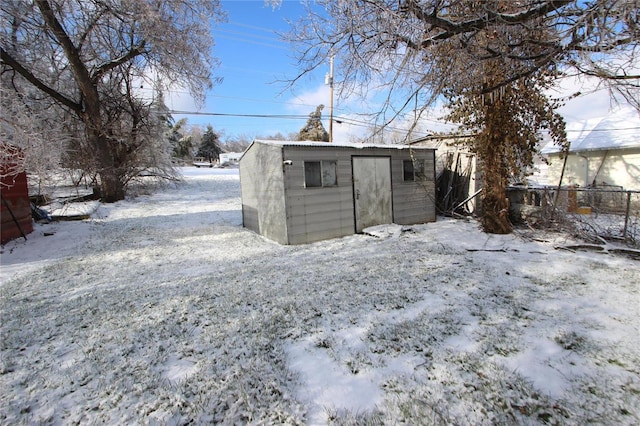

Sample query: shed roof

[251,139,435,150]
[241,139,435,161]
[542,106,640,154]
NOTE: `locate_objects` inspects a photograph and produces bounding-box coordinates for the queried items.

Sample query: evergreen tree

[197,126,223,162]
[174,135,195,160]
[165,117,191,159]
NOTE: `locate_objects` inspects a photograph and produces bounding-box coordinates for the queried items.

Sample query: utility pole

[325,54,334,142]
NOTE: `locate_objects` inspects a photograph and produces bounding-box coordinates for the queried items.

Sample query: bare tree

[283,0,639,233]
[1,0,225,201]
[223,134,253,152]
[0,82,79,196]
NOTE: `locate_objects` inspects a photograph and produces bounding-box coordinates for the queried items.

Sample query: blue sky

[167,1,334,139]
[164,0,633,143]
[165,0,442,142]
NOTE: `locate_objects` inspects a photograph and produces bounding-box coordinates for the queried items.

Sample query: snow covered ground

[1,167,639,425]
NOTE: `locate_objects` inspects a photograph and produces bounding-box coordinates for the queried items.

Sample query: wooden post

[623,191,632,240]
[568,185,578,213]
[551,151,569,219]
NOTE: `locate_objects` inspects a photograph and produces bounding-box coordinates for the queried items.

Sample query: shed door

[352,157,393,233]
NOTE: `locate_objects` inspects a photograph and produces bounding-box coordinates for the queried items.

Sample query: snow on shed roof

[240,140,435,162]
[250,139,435,150]
[542,106,640,154]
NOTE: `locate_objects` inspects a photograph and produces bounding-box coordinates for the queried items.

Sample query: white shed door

[352,157,393,233]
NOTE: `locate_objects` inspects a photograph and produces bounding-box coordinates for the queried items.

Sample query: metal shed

[239,140,436,244]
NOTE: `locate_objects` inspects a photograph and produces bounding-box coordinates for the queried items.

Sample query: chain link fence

[508,186,640,248]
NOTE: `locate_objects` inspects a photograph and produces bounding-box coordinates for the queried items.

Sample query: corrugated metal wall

[391,151,437,225]
[239,142,288,244]
[1,163,33,244]
[283,146,355,244]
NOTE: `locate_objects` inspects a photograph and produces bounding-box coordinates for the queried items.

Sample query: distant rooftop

[542,106,640,154]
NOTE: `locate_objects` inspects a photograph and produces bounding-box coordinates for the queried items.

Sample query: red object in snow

[1,146,33,244]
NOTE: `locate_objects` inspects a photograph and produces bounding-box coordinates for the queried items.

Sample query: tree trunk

[98,169,126,203]
[90,131,127,202]
[478,104,513,234]
[481,159,512,234]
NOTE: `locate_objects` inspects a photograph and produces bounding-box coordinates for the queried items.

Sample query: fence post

[623,191,631,240]
[568,185,578,213]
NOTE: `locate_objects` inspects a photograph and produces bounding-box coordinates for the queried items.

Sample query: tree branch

[35,0,100,116]
[479,66,541,94]
[1,47,82,113]
[92,41,147,83]
[78,7,108,51]
[402,0,573,47]
[568,60,640,81]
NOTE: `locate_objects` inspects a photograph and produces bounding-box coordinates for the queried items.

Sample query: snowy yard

[1,168,639,425]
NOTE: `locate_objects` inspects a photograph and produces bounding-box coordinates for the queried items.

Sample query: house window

[403,159,425,181]
[304,161,337,187]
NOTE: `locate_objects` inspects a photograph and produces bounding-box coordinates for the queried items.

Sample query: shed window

[403,159,425,182]
[304,161,337,187]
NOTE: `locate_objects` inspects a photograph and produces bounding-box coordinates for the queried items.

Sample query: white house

[542,107,640,190]
[410,134,481,214]
[219,152,243,164]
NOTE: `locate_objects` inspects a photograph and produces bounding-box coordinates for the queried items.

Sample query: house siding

[546,148,640,190]
[411,137,481,214]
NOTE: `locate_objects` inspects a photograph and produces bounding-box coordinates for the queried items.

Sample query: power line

[566,127,640,133]
[226,21,279,34]
[214,34,288,50]
[168,109,435,137]
[214,28,283,44]
[170,110,308,119]
[213,23,288,49]
[169,109,639,135]
[208,93,320,108]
